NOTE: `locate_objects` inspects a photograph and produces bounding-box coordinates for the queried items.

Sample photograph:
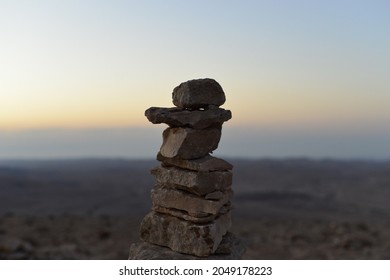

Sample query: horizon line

[1,155,389,163]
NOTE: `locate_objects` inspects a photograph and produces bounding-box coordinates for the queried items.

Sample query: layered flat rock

[172,78,226,109]
[152,206,216,223]
[151,186,232,216]
[153,203,232,224]
[140,211,232,257]
[129,232,245,260]
[160,127,221,159]
[205,191,225,200]
[151,166,232,196]
[145,106,231,129]
[157,153,233,172]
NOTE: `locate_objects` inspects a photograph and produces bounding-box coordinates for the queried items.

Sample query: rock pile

[129,78,245,259]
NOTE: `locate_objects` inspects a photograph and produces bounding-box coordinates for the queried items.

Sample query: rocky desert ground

[1,158,390,259]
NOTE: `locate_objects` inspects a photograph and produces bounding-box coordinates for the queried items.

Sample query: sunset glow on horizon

[1,0,390,159]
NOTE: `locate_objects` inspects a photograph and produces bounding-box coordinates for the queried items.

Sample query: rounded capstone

[172,78,226,109]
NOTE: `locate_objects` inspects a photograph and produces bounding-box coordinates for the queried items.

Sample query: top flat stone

[172,78,226,109]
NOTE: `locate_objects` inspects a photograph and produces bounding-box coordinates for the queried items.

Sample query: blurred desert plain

[1,158,390,259]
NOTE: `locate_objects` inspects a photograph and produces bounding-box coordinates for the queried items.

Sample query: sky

[1,0,390,159]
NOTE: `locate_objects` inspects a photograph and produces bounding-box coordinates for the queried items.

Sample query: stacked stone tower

[129,78,245,259]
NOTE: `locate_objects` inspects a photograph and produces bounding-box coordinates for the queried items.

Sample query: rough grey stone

[151,185,232,216]
[139,211,231,257]
[151,166,232,196]
[172,78,226,109]
[205,191,225,200]
[153,203,231,224]
[160,127,221,159]
[145,106,231,129]
[152,206,216,223]
[157,153,233,172]
[129,232,245,260]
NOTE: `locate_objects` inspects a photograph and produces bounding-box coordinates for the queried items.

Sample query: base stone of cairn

[129,78,245,260]
[129,232,245,260]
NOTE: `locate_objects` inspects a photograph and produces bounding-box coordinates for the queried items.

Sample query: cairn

[129,78,245,259]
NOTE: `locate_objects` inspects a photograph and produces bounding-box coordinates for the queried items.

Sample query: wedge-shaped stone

[145,106,231,129]
[151,166,232,195]
[160,127,221,159]
[140,211,231,257]
[157,153,233,172]
[151,186,232,216]
[172,78,226,109]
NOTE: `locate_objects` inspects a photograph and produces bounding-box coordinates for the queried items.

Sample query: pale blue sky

[1,0,389,159]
